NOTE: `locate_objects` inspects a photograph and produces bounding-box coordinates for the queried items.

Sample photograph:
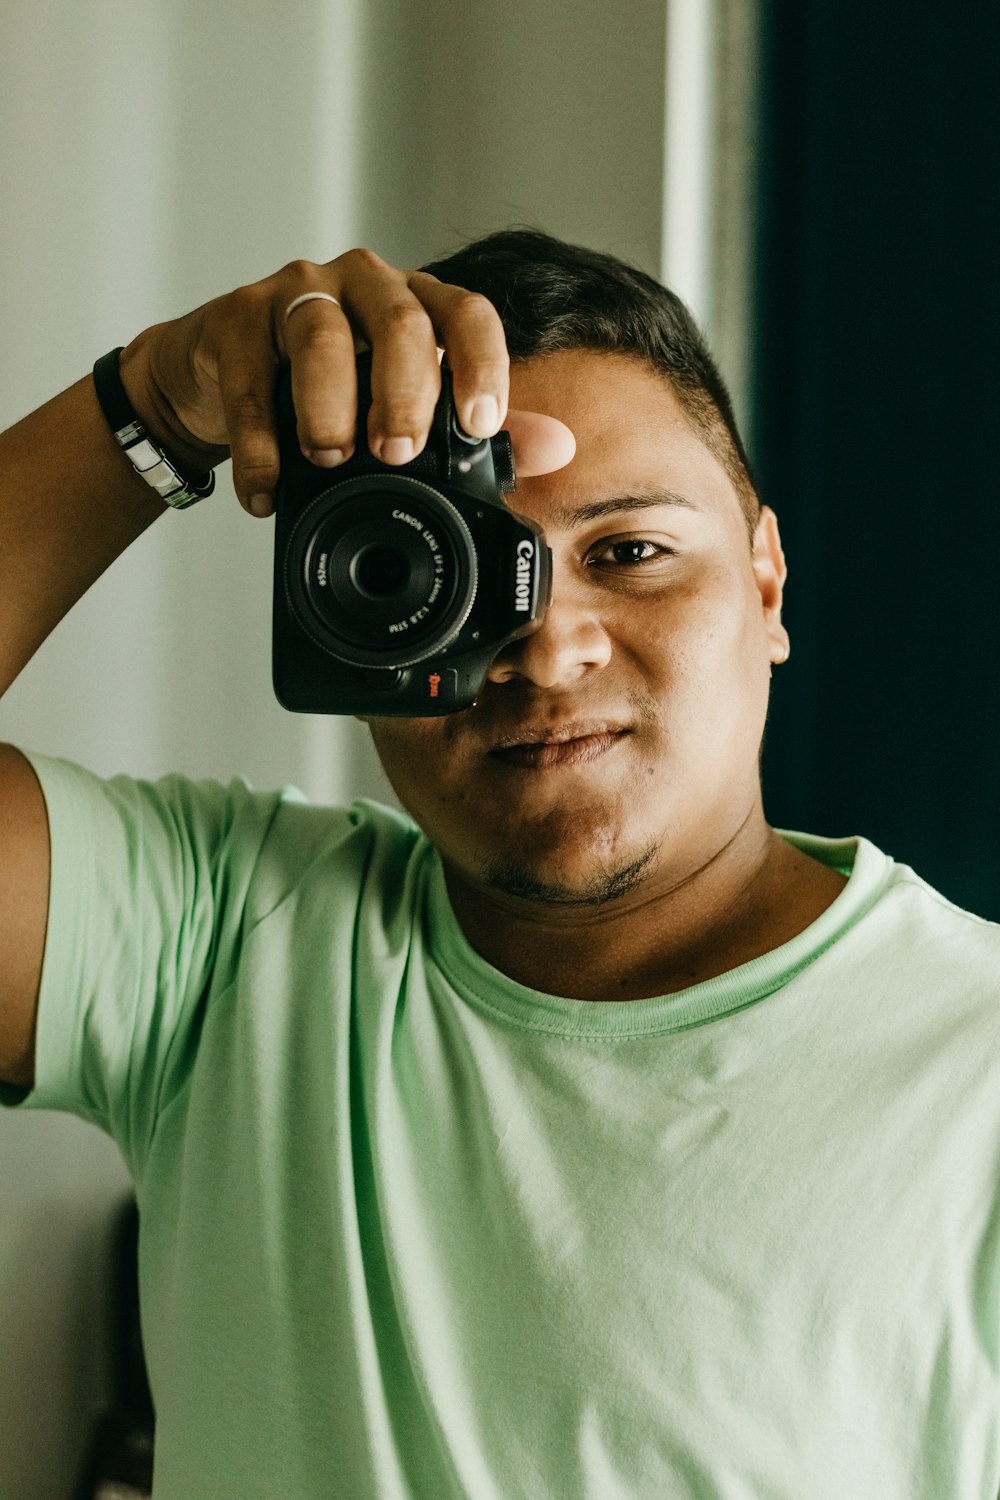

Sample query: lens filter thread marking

[286,475,478,669]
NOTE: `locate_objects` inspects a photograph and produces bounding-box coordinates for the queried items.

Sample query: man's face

[365,349,789,907]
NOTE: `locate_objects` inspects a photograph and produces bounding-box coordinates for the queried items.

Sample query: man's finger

[336,251,441,462]
[504,410,576,478]
[282,291,359,467]
[407,272,510,439]
[215,308,282,517]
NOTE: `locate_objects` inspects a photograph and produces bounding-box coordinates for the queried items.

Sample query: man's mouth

[488,723,631,771]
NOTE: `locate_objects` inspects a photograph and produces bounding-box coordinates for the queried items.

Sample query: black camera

[272,353,552,715]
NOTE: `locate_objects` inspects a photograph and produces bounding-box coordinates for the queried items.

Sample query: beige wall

[355,0,666,272]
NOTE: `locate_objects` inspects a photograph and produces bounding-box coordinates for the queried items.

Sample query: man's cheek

[373,733,468,812]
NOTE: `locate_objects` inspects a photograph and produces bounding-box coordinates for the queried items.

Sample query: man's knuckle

[227,391,271,429]
[235,456,279,492]
[238,453,278,477]
[452,292,507,350]
[471,352,510,382]
[340,246,387,277]
[296,321,348,357]
[281,257,320,283]
[452,289,496,325]
[378,301,430,341]
[298,417,347,450]
[224,283,266,321]
[380,395,430,434]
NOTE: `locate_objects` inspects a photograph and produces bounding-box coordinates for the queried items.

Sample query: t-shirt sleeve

[0,750,303,1176]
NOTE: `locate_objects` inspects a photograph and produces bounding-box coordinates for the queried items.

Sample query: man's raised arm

[0,246,573,1090]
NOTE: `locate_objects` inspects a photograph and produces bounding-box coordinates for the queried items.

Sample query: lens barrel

[284,475,479,668]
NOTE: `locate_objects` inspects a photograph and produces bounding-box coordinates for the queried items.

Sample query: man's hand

[118,250,577,519]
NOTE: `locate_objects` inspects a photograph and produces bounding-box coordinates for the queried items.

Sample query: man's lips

[488,723,631,771]
[489,719,630,750]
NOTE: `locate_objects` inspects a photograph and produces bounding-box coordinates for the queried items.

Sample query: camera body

[272,354,552,715]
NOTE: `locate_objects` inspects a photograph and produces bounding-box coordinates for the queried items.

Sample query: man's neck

[441,815,847,1002]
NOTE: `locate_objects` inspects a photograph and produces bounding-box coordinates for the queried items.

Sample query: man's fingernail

[467,395,500,433]
[308,448,346,467]
[249,493,273,517]
[380,437,415,465]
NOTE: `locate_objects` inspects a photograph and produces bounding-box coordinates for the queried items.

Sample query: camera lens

[351,544,411,599]
[284,477,478,668]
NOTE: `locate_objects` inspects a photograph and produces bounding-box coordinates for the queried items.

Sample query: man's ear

[751,506,790,665]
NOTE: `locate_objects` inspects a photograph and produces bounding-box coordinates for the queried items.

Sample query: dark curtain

[751,0,1000,915]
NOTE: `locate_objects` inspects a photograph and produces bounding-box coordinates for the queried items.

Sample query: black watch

[92,347,215,510]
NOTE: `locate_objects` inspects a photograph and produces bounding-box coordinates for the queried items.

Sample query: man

[2,230,998,1499]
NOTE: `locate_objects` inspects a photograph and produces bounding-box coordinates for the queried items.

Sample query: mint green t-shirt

[5,751,1000,1500]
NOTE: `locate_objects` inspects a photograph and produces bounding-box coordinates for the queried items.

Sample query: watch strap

[92,347,216,510]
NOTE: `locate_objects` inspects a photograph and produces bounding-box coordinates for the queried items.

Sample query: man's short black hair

[421,227,760,540]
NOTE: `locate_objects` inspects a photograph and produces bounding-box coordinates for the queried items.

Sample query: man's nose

[485,589,612,690]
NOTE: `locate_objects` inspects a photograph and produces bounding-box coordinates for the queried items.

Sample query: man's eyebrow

[548,488,701,528]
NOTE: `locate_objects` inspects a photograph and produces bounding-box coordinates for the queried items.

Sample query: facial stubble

[479,838,660,908]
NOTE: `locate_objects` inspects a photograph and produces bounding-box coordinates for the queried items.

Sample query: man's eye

[588,539,674,568]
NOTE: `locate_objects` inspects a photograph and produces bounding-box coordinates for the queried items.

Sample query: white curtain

[0,0,739,1491]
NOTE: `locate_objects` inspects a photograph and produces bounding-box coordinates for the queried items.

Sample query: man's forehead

[508,352,737,528]
[509,348,749,537]
[508,349,715,472]
[508,347,682,416]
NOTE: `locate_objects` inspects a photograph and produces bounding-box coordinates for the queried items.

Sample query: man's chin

[478,841,660,908]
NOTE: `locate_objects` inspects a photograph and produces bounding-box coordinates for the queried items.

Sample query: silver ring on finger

[284,291,342,324]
